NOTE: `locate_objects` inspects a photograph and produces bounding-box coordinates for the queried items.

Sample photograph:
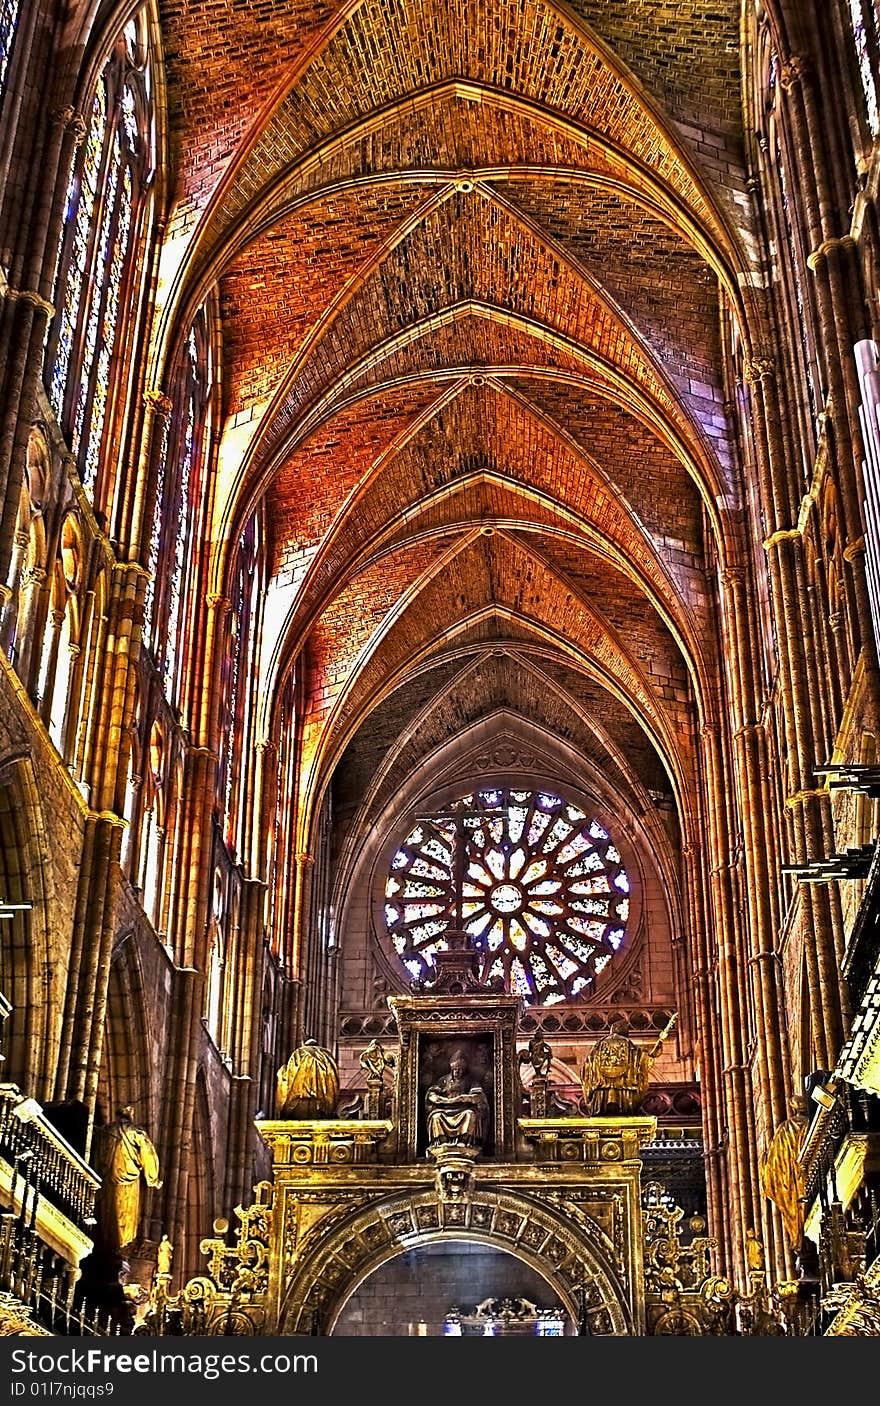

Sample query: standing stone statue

[758,1095,810,1251]
[359,1038,395,1118]
[94,1106,163,1253]
[276,1039,340,1117]
[156,1234,174,1278]
[359,1038,395,1082]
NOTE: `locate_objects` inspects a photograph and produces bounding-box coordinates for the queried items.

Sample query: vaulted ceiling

[155,0,751,867]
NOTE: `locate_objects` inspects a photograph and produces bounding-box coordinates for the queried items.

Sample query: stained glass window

[143,413,170,640]
[383,788,631,1005]
[45,17,153,501]
[0,0,20,108]
[163,329,198,697]
[760,33,822,466]
[80,150,134,492]
[50,85,107,419]
[223,528,253,845]
[774,126,819,427]
[850,0,880,136]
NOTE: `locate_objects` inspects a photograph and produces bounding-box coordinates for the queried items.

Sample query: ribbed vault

[150,0,751,1049]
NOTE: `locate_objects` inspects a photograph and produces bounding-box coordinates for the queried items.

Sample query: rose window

[383,788,631,1005]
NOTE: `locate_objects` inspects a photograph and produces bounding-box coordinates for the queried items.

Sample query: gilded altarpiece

[253,944,656,1335]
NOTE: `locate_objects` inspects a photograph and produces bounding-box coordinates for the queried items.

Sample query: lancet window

[0,0,20,105]
[755,19,823,475]
[268,672,298,963]
[383,788,632,1006]
[138,721,168,934]
[220,513,262,856]
[849,0,880,136]
[145,312,213,709]
[4,427,48,676]
[45,14,155,503]
[37,514,83,761]
[205,867,227,1043]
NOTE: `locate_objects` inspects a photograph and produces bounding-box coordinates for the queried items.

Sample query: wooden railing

[0,1083,100,1227]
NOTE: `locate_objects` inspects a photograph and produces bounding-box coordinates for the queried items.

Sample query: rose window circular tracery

[383,788,631,1005]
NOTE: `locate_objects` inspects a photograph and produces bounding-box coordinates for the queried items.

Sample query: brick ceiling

[158,0,748,854]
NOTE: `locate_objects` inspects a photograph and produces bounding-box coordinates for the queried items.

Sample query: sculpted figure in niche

[276,1039,340,1118]
[94,1106,163,1253]
[758,1094,810,1251]
[580,1014,675,1116]
[425,1046,490,1152]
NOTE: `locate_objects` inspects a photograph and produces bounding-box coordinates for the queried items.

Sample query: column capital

[4,286,55,319]
[144,388,173,418]
[112,559,151,581]
[52,106,87,144]
[779,54,812,91]
[807,235,856,272]
[843,536,865,561]
[763,527,801,551]
[784,788,827,808]
[743,356,775,384]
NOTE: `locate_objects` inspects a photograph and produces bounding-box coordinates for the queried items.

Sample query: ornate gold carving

[0,1292,53,1336]
[141,1185,272,1336]
[825,1257,880,1334]
[258,1119,393,1167]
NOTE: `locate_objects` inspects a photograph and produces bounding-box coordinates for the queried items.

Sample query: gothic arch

[278,1185,634,1336]
[101,933,155,1130]
[0,752,60,1097]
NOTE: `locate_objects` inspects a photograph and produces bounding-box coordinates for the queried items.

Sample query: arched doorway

[275,1184,633,1335]
[332,1239,574,1336]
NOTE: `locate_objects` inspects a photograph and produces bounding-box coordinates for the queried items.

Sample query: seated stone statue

[425,1047,489,1151]
[580,1015,675,1116]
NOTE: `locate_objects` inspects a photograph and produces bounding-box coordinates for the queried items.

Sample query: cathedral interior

[2,0,880,1339]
